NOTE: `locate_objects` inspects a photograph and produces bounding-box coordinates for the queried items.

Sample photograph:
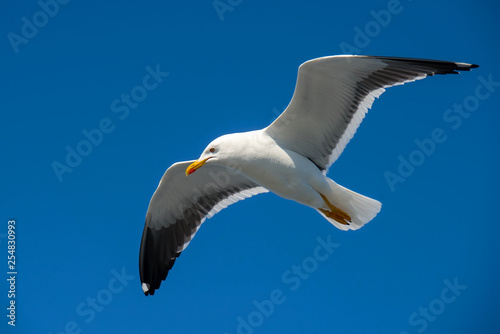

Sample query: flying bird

[139,55,478,295]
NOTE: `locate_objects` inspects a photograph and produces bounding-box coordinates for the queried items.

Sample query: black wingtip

[455,62,479,72]
[142,282,152,296]
[139,218,184,297]
[451,63,479,74]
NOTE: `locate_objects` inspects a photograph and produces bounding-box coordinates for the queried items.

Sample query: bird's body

[139,55,478,295]
[218,131,327,208]
[210,130,375,225]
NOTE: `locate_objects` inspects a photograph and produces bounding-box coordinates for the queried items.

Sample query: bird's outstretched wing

[139,161,268,295]
[265,55,478,173]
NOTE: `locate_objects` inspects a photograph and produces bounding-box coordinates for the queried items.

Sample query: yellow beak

[185,158,210,176]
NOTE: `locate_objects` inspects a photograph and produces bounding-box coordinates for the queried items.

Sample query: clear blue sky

[1,1,499,333]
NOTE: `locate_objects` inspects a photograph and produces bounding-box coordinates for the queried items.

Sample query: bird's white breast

[228,130,327,207]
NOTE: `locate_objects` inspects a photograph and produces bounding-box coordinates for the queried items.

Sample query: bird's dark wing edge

[265,55,479,173]
[139,161,268,296]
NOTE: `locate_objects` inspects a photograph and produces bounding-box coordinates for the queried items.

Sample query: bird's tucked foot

[318,193,352,225]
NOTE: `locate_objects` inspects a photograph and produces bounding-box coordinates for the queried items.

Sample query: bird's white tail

[316,179,382,231]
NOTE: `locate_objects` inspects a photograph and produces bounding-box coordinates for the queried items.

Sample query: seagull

[139,55,478,295]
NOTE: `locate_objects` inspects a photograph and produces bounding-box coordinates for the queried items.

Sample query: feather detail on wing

[139,161,268,295]
[265,55,478,173]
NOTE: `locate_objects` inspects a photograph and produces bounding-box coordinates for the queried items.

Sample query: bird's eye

[210,148,215,153]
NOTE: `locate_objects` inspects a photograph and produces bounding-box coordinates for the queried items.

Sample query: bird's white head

[185,134,242,176]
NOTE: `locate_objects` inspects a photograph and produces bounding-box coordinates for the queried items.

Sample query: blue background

[1,0,499,333]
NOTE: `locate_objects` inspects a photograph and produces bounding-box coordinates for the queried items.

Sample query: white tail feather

[316,179,381,231]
